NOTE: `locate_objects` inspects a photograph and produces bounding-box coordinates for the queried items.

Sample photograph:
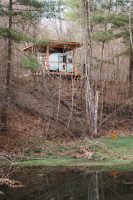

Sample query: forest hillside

[0,0,133,153]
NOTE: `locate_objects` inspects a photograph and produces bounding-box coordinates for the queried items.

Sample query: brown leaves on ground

[58,146,94,160]
[0,178,23,188]
[71,147,94,160]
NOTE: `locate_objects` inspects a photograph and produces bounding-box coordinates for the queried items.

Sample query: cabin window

[63,64,66,70]
[68,57,72,63]
[63,55,67,63]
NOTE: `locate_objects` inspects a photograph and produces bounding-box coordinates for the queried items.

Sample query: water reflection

[0,166,133,200]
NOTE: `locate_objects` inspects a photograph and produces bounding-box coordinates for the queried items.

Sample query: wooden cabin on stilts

[23,40,82,78]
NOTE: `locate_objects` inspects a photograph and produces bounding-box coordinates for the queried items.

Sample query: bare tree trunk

[1,0,13,132]
[67,77,75,128]
[82,0,98,137]
[129,0,133,50]
[57,74,61,121]
[128,48,133,97]
[58,0,63,36]
[100,42,105,80]
[94,91,99,136]
[129,49,133,83]
[128,0,133,91]
[99,42,105,125]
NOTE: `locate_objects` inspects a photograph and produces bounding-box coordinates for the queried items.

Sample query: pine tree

[64,0,133,136]
[64,0,133,82]
[0,0,44,133]
[92,0,133,82]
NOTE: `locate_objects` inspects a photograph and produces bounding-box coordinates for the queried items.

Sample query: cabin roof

[23,40,82,53]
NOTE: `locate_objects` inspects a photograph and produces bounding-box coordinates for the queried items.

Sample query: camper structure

[23,40,82,76]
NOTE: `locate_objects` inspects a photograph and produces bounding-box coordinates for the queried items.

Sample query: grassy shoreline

[15,158,133,171]
[1,136,133,171]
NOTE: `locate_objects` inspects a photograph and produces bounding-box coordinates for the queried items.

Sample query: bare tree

[1,0,13,132]
[128,0,133,83]
[81,0,98,137]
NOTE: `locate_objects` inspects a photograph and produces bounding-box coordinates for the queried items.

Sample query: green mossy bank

[1,136,133,171]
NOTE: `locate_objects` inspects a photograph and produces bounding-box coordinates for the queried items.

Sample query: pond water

[0,166,133,200]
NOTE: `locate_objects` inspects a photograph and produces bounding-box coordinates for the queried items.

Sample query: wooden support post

[73,48,75,73]
[46,46,49,71]
[65,63,67,73]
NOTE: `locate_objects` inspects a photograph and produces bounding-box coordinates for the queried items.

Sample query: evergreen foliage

[17,0,44,8]
[43,0,64,19]
[21,55,39,72]
[0,27,31,42]
[0,0,47,132]
[63,0,133,82]
[64,0,132,45]
[92,30,115,43]
[63,0,80,20]
[0,0,44,40]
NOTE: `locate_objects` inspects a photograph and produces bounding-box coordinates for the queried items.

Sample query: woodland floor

[0,76,133,168]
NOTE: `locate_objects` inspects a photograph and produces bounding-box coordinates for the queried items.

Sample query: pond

[0,166,133,200]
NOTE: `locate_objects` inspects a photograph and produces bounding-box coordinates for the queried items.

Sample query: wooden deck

[42,71,81,79]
